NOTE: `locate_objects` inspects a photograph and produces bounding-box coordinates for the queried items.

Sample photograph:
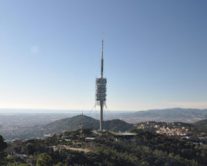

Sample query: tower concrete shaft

[100,101,103,131]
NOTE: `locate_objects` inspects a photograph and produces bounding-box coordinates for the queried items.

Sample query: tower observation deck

[96,40,107,131]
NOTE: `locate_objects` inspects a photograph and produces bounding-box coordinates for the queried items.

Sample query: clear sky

[0,0,207,111]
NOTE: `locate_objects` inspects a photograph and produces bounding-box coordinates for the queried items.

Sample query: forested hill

[2,110,207,140]
[194,119,207,132]
[44,115,134,134]
[1,115,135,140]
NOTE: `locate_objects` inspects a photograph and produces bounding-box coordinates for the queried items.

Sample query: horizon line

[0,107,206,113]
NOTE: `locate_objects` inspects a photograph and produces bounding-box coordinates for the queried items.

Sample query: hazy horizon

[0,107,207,114]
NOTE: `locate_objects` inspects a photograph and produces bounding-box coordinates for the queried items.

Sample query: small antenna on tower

[79,112,84,137]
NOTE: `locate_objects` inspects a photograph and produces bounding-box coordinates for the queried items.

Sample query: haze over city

[0,0,207,112]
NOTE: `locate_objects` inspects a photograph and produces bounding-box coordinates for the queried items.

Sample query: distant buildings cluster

[137,121,190,137]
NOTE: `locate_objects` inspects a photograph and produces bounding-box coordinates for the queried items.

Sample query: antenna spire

[101,40,104,78]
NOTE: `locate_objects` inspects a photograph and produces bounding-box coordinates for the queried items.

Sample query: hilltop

[44,115,135,135]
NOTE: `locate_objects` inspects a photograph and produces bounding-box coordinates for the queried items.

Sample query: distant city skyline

[0,0,207,112]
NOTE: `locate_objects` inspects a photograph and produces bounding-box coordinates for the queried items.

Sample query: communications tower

[96,40,107,131]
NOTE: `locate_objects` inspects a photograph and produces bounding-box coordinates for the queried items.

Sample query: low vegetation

[1,116,207,165]
[2,126,207,166]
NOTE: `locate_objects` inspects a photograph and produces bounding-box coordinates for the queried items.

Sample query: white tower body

[96,40,107,131]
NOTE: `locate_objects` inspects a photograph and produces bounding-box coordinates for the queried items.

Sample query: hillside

[194,119,207,132]
[5,128,207,166]
[44,115,98,133]
[44,115,134,135]
[2,115,134,140]
[121,108,207,123]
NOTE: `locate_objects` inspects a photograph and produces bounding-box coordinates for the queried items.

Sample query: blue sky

[0,0,207,111]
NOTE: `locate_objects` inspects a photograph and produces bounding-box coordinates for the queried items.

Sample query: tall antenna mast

[101,40,104,78]
[96,40,107,131]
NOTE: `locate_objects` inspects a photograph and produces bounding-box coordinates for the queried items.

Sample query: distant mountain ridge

[2,108,207,140]
[121,108,207,123]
